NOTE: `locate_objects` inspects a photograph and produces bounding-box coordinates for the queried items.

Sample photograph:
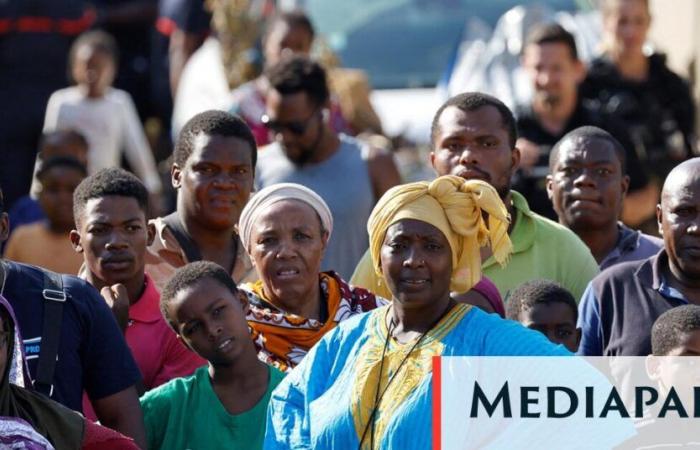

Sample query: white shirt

[43,86,162,193]
[171,37,231,138]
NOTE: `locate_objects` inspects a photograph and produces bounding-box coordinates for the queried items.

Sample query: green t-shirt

[140,364,285,450]
[350,191,599,302]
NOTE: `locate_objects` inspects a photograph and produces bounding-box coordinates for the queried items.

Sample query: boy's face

[40,136,89,167]
[38,166,85,232]
[167,278,250,366]
[172,134,254,231]
[649,330,700,397]
[72,46,115,98]
[520,302,581,352]
[71,195,154,286]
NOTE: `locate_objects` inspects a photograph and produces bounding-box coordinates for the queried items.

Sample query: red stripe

[432,356,442,450]
[155,17,177,37]
[56,9,95,35]
[16,17,53,33]
[0,10,95,36]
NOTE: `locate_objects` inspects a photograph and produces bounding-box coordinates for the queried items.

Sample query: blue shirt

[577,250,688,356]
[7,195,45,236]
[265,305,573,449]
[3,260,141,412]
[598,223,663,271]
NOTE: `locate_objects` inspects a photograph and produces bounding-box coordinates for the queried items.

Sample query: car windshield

[306,0,583,89]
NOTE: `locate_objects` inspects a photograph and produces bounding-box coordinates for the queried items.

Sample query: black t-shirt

[514,98,648,219]
[3,261,141,413]
[580,54,696,180]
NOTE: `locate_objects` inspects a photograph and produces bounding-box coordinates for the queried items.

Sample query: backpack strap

[162,212,202,263]
[34,269,66,397]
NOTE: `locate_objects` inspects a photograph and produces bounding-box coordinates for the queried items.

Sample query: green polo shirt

[350,190,598,302]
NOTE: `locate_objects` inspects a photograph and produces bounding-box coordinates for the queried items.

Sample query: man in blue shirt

[547,126,662,270]
[0,188,146,447]
[578,157,700,356]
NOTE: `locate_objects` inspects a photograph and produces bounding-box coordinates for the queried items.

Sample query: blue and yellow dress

[264,304,571,449]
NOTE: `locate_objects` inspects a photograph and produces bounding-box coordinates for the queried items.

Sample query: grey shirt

[256,134,374,279]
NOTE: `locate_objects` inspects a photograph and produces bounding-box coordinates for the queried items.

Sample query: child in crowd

[622,305,700,447]
[506,279,581,352]
[43,30,162,198]
[4,156,87,274]
[70,169,205,419]
[651,304,700,357]
[7,129,89,235]
[142,261,284,450]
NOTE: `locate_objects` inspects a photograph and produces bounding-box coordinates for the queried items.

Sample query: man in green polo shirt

[351,92,598,301]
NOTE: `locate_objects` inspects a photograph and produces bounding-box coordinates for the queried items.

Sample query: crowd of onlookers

[0,0,699,448]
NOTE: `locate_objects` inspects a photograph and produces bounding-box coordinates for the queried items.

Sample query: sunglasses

[261,109,320,136]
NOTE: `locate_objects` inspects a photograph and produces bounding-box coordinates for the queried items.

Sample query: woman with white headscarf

[238,183,387,372]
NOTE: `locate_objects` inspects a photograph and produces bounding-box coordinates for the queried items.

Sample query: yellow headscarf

[367,175,512,294]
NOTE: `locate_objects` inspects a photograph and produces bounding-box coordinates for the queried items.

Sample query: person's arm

[43,92,61,132]
[169,29,207,97]
[365,146,401,201]
[79,280,145,446]
[666,74,696,155]
[91,386,147,449]
[118,92,163,195]
[576,283,604,356]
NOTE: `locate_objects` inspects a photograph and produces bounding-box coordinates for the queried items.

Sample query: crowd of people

[0,0,699,448]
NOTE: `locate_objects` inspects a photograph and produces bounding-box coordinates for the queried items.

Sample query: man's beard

[496,183,511,200]
[288,145,316,166]
[536,91,562,110]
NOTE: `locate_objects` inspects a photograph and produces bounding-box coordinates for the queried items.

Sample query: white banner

[435,356,700,449]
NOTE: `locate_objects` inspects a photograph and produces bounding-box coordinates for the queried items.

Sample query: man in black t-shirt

[0,188,146,448]
[515,23,650,221]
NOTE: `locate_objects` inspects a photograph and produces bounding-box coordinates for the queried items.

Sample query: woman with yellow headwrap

[264,176,570,450]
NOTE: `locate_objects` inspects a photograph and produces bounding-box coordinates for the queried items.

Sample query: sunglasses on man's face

[261,109,320,136]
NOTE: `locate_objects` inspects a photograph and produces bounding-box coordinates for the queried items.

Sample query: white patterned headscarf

[0,294,29,388]
[238,183,333,252]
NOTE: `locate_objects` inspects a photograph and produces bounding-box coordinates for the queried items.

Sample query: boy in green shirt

[140,261,284,450]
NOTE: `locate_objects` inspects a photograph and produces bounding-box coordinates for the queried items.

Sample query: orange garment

[3,222,83,274]
[243,271,387,372]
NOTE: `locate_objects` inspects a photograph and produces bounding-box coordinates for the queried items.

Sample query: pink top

[82,274,205,419]
[125,274,206,389]
[472,277,505,318]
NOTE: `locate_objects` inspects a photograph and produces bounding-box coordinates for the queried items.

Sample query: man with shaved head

[547,126,661,269]
[578,157,700,355]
